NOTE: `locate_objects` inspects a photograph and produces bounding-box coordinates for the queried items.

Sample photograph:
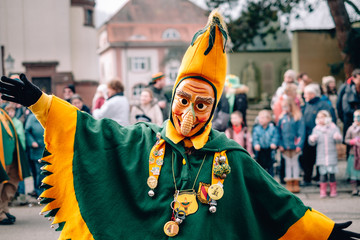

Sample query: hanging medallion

[164,221,179,237]
[173,191,198,216]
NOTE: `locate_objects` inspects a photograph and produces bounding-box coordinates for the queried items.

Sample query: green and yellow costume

[31,10,334,240]
[0,108,29,184]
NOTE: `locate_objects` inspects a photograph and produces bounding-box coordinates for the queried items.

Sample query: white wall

[99,49,117,83]
[0,0,99,83]
[0,0,72,73]
[70,7,99,81]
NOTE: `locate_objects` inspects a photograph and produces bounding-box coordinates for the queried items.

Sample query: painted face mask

[172,79,215,137]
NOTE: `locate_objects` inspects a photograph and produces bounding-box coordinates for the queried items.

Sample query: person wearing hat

[149,72,170,120]
[63,84,76,103]
[0,10,359,239]
[225,74,249,126]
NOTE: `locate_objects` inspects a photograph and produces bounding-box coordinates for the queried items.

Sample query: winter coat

[25,113,45,160]
[225,126,253,156]
[308,123,341,167]
[212,92,230,132]
[130,103,163,126]
[277,113,305,150]
[302,97,336,137]
[93,93,130,126]
[252,123,279,149]
[338,83,360,139]
[344,122,360,155]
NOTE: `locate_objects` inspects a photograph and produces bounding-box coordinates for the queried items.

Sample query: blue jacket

[252,123,279,149]
[302,97,336,137]
[277,113,305,150]
[25,113,45,160]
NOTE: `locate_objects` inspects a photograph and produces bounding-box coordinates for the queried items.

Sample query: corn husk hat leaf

[166,10,228,149]
[172,9,228,106]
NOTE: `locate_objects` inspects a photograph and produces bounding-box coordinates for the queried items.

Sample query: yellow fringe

[39,96,94,240]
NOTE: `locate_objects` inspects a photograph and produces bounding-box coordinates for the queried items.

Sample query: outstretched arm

[0,74,42,107]
[1,74,52,126]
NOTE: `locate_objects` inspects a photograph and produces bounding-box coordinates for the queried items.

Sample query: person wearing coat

[130,88,163,126]
[308,110,342,198]
[25,112,45,197]
[93,79,130,126]
[0,10,359,240]
[0,107,29,225]
[300,83,336,186]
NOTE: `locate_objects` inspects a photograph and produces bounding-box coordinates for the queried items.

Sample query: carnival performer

[0,10,359,240]
[0,104,29,225]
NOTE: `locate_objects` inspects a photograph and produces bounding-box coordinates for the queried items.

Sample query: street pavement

[0,160,359,239]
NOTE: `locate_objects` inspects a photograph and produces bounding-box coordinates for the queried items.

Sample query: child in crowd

[309,110,342,198]
[225,111,253,157]
[252,110,279,176]
[344,109,360,196]
[277,98,305,193]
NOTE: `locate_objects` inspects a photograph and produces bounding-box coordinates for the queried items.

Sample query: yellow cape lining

[35,96,94,240]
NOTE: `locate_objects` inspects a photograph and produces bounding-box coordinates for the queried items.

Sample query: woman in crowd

[130,88,163,126]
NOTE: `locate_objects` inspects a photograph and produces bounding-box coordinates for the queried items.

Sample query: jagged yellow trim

[39,96,94,240]
[279,209,334,240]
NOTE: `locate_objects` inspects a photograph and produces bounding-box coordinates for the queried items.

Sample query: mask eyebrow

[195,96,214,105]
[176,89,192,99]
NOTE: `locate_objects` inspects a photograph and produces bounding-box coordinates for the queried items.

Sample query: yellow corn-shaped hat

[172,9,228,106]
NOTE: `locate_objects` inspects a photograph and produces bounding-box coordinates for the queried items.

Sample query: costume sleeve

[228,150,334,239]
[28,93,52,127]
[279,209,334,239]
[29,94,94,240]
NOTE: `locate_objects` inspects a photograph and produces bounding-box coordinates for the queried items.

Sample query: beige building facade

[0,0,99,105]
[97,0,208,104]
[291,30,344,83]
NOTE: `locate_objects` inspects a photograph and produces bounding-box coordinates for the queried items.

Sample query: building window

[84,8,94,27]
[129,57,150,72]
[162,29,181,40]
[133,84,146,99]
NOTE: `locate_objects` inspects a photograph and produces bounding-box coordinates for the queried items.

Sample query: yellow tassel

[207,9,228,33]
[183,158,186,165]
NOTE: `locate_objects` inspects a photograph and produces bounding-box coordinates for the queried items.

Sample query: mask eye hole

[180,98,188,106]
[196,103,207,111]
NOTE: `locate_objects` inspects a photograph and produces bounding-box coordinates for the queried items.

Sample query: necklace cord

[171,152,207,192]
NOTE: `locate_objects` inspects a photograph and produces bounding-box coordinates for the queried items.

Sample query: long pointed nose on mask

[181,104,195,136]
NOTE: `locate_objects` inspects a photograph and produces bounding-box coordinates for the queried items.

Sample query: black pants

[256,148,274,177]
[299,142,316,183]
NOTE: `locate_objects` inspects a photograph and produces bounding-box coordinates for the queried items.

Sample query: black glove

[328,221,360,240]
[0,73,42,107]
